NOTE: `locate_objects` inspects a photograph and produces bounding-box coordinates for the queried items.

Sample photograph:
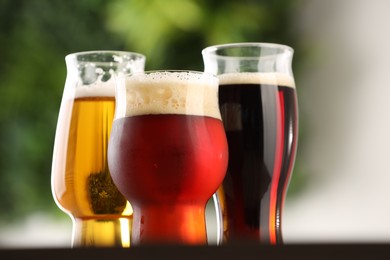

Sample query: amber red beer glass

[202,43,298,244]
[51,51,145,247]
[107,71,228,245]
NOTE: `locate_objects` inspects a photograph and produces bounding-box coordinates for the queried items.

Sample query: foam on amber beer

[72,80,116,98]
[121,71,221,119]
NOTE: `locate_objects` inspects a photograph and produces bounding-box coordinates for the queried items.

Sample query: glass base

[72,217,131,248]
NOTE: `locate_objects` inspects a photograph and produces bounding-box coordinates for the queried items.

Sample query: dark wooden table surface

[1,244,389,260]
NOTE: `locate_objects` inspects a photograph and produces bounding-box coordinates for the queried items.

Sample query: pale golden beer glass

[51,51,145,247]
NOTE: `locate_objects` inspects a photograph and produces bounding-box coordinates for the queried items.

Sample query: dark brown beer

[218,73,298,244]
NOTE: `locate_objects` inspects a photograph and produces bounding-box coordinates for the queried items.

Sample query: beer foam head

[74,80,116,98]
[218,72,295,88]
[121,71,221,119]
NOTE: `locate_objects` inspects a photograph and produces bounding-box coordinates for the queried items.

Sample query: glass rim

[118,69,218,80]
[65,50,146,62]
[202,42,294,57]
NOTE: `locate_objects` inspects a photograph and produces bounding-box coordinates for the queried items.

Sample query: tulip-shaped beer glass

[51,51,145,247]
[107,71,228,245]
[203,43,298,244]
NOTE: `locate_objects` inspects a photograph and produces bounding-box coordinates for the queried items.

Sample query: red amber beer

[202,43,298,244]
[108,71,228,245]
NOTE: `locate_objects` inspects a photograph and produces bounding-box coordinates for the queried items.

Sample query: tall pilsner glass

[51,51,145,247]
[108,71,228,245]
[202,43,298,244]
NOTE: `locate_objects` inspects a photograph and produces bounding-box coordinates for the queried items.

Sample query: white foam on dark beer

[218,72,295,88]
[124,71,221,119]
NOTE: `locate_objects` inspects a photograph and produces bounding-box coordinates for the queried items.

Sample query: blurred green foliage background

[0,0,308,224]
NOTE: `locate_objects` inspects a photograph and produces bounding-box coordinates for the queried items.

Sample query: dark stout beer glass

[202,43,298,244]
[51,51,145,247]
[107,71,228,245]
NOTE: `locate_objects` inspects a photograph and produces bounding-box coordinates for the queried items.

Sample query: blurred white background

[2,0,390,247]
[284,0,390,243]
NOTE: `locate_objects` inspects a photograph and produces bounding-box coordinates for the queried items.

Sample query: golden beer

[51,51,145,247]
[52,96,132,247]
